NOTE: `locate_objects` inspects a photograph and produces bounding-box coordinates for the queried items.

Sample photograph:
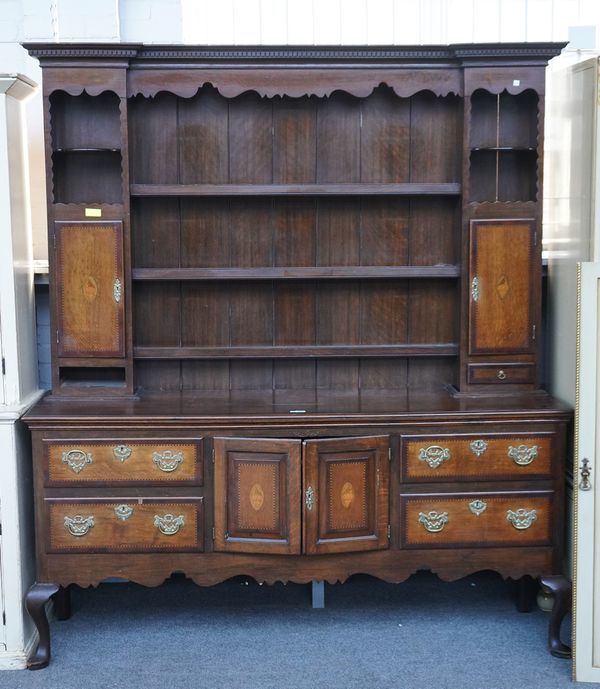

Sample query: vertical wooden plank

[229,283,273,346]
[408,281,458,344]
[360,198,409,266]
[317,360,359,389]
[361,89,410,183]
[131,198,180,268]
[407,359,456,391]
[273,199,316,266]
[359,360,407,389]
[230,198,272,267]
[181,284,230,347]
[273,361,317,389]
[273,97,317,184]
[473,0,501,42]
[133,283,180,347]
[361,282,408,344]
[409,198,459,265]
[317,283,360,345]
[525,0,554,42]
[181,198,230,268]
[129,94,178,184]
[410,94,461,183]
[316,93,361,183]
[499,0,527,42]
[274,282,316,345]
[316,198,361,266]
[230,361,273,389]
[181,361,230,391]
[179,88,228,184]
[135,361,181,392]
[446,0,474,42]
[229,93,273,183]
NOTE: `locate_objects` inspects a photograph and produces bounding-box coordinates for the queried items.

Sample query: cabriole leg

[539,575,572,659]
[26,582,59,670]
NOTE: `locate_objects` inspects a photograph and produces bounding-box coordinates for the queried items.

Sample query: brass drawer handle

[418,510,449,533]
[153,450,184,473]
[114,504,134,521]
[62,449,93,474]
[469,499,487,517]
[305,486,315,511]
[418,445,450,469]
[497,369,507,380]
[469,440,488,457]
[64,515,95,537]
[508,444,538,466]
[154,513,185,535]
[507,508,537,530]
[113,445,132,462]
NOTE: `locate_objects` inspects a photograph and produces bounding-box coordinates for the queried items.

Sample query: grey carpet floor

[0,571,590,689]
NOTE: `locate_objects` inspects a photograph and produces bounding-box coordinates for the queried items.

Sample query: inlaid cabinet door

[468,219,536,355]
[302,435,390,555]
[55,221,124,357]
[213,437,301,554]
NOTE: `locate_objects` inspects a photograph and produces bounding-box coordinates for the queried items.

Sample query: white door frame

[574,261,600,682]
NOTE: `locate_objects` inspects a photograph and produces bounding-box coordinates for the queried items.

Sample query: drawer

[467,363,535,385]
[401,492,552,548]
[44,439,202,485]
[401,433,553,481]
[46,498,203,553]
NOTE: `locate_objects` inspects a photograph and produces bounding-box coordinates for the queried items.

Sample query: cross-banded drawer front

[45,440,202,485]
[401,493,552,548]
[402,434,552,481]
[46,498,203,553]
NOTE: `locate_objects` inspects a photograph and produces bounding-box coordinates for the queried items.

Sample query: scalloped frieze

[127,68,462,99]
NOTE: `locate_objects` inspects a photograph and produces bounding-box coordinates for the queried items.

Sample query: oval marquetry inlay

[496,274,510,299]
[340,481,355,509]
[250,484,265,511]
[82,276,99,301]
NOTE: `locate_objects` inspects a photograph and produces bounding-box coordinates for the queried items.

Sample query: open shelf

[133,344,459,359]
[132,265,461,281]
[130,183,462,197]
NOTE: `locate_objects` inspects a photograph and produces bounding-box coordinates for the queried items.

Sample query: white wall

[1,0,600,259]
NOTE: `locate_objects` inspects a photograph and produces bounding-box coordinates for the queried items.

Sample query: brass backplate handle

[305,486,315,511]
[64,515,95,537]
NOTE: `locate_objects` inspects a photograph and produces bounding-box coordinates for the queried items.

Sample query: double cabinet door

[213,435,390,556]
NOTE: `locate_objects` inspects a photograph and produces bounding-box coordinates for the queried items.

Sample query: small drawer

[401,492,552,548]
[401,433,553,481]
[468,363,535,385]
[46,498,203,553]
[44,439,202,486]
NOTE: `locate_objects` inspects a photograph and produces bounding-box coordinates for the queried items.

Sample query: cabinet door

[55,221,124,357]
[213,437,301,554]
[302,435,390,555]
[468,219,535,355]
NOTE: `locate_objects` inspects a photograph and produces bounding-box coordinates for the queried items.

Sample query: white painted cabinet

[546,54,600,681]
[0,73,43,669]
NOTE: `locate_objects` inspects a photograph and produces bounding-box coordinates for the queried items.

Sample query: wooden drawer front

[45,440,202,485]
[46,498,203,553]
[467,363,535,385]
[402,434,552,481]
[402,493,552,548]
